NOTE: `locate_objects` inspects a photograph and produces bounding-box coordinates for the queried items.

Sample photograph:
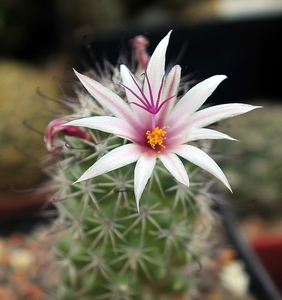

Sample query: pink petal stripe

[74,69,136,126]
[74,144,142,183]
[168,75,227,128]
[66,116,142,142]
[171,145,232,191]
[134,155,156,211]
[158,152,189,187]
[187,103,261,129]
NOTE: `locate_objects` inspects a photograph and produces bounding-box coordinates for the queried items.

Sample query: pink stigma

[120,72,176,115]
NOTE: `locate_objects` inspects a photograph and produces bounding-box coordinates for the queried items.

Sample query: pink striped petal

[187,103,261,129]
[74,144,142,183]
[171,145,232,191]
[134,155,157,211]
[168,128,236,145]
[168,75,227,128]
[158,152,189,187]
[74,69,136,125]
[66,116,143,142]
[187,128,237,142]
[120,65,151,128]
[120,65,142,104]
[144,31,172,102]
[157,65,181,125]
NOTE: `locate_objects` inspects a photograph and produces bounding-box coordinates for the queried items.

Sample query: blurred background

[0,0,282,299]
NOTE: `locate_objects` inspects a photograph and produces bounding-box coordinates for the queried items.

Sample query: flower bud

[44,119,91,154]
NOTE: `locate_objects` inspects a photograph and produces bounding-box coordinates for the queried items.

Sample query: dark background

[77,16,282,105]
[1,1,282,104]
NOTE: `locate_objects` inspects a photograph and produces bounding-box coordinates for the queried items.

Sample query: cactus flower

[67,31,259,210]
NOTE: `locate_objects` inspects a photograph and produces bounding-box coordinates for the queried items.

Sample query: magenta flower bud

[130,35,150,71]
[44,119,91,153]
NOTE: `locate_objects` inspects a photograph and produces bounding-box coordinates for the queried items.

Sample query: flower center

[146,126,169,152]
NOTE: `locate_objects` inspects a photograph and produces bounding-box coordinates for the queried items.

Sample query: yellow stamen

[146,126,169,151]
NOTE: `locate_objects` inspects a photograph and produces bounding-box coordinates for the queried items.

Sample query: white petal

[188,128,237,142]
[162,65,181,103]
[134,155,156,212]
[120,65,151,128]
[158,152,189,186]
[74,69,136,125]
[144,31,172,101]
[168,75,227,127]
[120,65,141,104]
[187,103,261,129]
[157,65,181,125]
[172,145,232,191]
[74,144,142,183]
[66,116,142,142]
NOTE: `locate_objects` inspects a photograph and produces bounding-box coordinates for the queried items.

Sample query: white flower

[67,31,260,210]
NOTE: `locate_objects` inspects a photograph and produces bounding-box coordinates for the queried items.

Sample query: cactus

[44,31,259,299]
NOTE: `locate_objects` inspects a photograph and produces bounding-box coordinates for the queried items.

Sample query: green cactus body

[50,133,209,299]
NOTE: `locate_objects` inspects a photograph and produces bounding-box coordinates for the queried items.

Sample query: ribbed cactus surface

[52,147,209,299]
